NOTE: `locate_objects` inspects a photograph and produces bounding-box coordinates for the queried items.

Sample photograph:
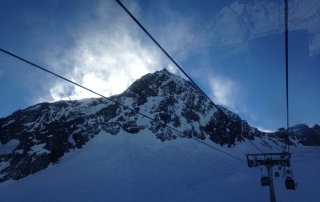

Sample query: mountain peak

[0,69,318,183]
[157,68,170,73]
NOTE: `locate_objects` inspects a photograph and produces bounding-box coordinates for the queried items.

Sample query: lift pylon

[246,152,291,202]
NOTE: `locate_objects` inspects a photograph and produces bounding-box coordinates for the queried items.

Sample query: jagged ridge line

[115,0,217,108]
[115,0,264,154]
[165,70,264,154]
[0,48,247,163]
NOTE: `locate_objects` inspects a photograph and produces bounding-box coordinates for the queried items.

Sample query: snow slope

[0,130,319,202]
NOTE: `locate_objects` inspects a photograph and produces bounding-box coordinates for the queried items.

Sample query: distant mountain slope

[0,69,318,182]
[289,123,320,146]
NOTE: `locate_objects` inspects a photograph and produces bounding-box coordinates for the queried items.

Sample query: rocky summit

[0,69,319,182]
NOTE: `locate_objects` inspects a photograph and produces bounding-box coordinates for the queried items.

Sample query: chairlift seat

[261,176,270,186]
[285,177,296,190]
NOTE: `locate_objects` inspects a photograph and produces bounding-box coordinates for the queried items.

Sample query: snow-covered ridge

[0,69,318,183]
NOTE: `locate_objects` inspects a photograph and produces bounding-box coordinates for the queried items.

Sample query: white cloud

[43,1,167,102]
[208,75,264,130]
[256,126,275,133]
[209,75,240,110]
[239,106,257,122]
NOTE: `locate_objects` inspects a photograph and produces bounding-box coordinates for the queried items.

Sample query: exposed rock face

[0,69,318,182]
[288,124,320,146]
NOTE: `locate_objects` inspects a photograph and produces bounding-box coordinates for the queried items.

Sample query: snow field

[0,130,319,202]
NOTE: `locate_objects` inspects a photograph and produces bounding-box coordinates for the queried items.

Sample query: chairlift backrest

[285,177,296,190]
[261,176,270,186]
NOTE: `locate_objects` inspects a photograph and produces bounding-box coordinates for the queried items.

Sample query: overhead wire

[164,70,264,154]
[248,138,264,153]
[115,0,216,108]
[0,48,247,163]
[115,0,264,154]
[284,0,290,153]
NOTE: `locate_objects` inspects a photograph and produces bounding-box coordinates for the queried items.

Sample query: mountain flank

[0,69,319,182]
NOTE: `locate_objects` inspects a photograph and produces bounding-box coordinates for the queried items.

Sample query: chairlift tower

[245,152,291,202]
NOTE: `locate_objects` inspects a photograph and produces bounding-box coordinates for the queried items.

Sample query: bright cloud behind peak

[44,1,167,102]
[42,0,252,124]
[209,75,241,110]
[1,0,316,130]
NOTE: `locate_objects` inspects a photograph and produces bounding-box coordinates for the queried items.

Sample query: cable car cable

[0,47,247,163]
[116,0,264,154]
[248,139,263,153]
[283,0,297,190]
[284,0,290,153]
[163,70,263,153]
[115,0,216,108]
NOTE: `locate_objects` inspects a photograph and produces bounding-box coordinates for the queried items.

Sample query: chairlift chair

[285,177,296,190]
[261,176,270,186]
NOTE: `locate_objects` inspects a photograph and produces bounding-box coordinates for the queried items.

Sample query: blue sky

[0,0,319,131]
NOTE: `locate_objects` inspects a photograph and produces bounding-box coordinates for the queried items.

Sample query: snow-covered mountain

[0,69,318,184]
